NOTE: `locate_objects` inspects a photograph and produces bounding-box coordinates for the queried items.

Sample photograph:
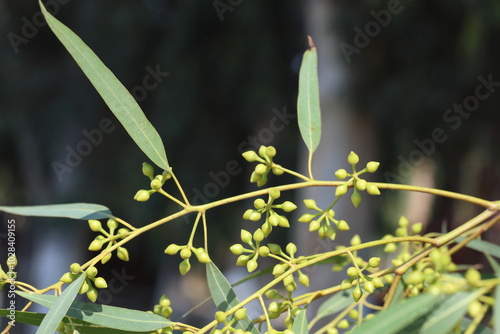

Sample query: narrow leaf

[315,290,354,321]
[17,291,171,332]
[0,310,136,334]
[36,272,86,334]
[0,203,111,220]
[39,1,169,170]
[495,286,500,334]
[456,236,500,258]
[291,309,308,334]
[350,293,442,334]
[461,317,494,334]
[297,36,321,153]
[206,262,260,334]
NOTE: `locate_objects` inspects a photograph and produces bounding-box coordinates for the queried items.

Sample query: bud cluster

[298,199,350,240]
[242,145,284,187]
[164,244,211,275]
[134,162,173,202]
[87,218,130,264]
[59,264,108,302]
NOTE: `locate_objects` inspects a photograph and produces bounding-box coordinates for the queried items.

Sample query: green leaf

[36,272,86,334]
[206,262,260,334]
[291,309,308,334]
[17,291,171,332]
[350,293,442,334]
[486,253,500,275]
[456,236,500,258]
[0,310,137,334]
[0,203,112,220]
[314,290,353,321]
[461,317,494,334]
[495,286,500,334]
[402,290,483,333]
[297,36,321,153]
[39,1,169,171]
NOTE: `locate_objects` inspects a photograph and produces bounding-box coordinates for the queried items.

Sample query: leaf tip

[307,35,316,50]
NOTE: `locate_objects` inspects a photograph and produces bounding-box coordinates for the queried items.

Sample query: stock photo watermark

[384,73,500,183]
[4,219,17,327]
[192,106,295,205]
[7,0,71,54]
[212,0,243,22]
[340,0,409,64]
[95,267,136,304]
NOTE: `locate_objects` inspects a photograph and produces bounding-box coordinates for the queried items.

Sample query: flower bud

[94,277,108,289]
[366,184,380,195]
[194,248,211,263]
[180,248,192,260]
[79,280,90,294]
[117,247,130,261]
[272,167,284,175]
[340,279,353,290]
[364,281,375,293]
[335,169,348,180]
[281,201,297,212]
[338,319,350,329]
[88,220,102,232]
[164,244,181,255]
[242,151,258,162]
[372,277,384,288]
[335,184,348,196]
[309,220,321,232]
[235,308,247,321]
[384,243,397,253]
[352,286,363,302]
[254,164,268,175]
[269,188,281,200]
[215,311,226,323]
[411,222,423,234]
[272,264,287,276]
[253,229,265,242]
[134,189,150,202]
[278,216,290,228]
[246,259,258,272]
[298,213,315,223]
[368,257,381,268]
[466,268,481,287]
[366,161,380,173]
[107,218,118,231]
[88,240,103,251]
[86,287,98,303]
[142,162,154,179]
[230,244,244,255]
[265,146,277,158]
[70,263,81,274]
[286,243,297,256]
[151,179,162,191]
[236,255,251,266]
[304,199,320,211]
[346,267,358,278]
[298,271,309,287]
[60,272,75,284]
[356,179,367,191]
[101,252,112,264]
[86,266,98,279]
[337,220,350,231]
[258,246,270,257]
[241,229,253,244]
[268,214,280,226]
[179,259,191,275]
[351,190,362,208]
[350,234,361,246]
[268,243,281,255]
[348,151,359,165]
[254,198,266,209]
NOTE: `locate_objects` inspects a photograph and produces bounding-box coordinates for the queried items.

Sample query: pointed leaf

[315,290,353,321]
[39,1,169,170]
[0,311,136,334]
[486,253,500,275]
[297,36,321,153]
[206,262,260,334]
[0,203,112,220]
[17,291,171,332]
[496,286,500,334]
[350,293,442,334]
[291,309,308,334]
[36,272,85,334]
[456,236,500,258]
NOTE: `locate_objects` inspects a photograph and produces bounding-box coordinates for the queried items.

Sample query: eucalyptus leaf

[291,309,308,334]
[0,203,112,220]
[39,0,169,170]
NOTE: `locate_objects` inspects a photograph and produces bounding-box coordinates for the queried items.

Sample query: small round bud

[309,220,321,232]
[258,246,270,257]
[70,263,81,274]
[366,184,381,195]
[60,272,75,284]
[338,319,350,329]
[384,243,397,253]
[368,257,381,268]
[340,279,353,290]
[164,244,181,255]
[281,201,297,212]
[179,259,191,275]
[272,264,287,276]
[268,243,281,255]
[364,281,375,293]
[366,161,380,173]
[86,266,98,279]
[348,151,359,165]
[246,260,258,273]
[241,229,253,244]
[298,271,309,287]
[79,280,90,294]
[304,199,320,211]
[215,311,226,323]
[350,234,362,246]
[395,227,407,237]
[194,249,211,263]
[250,171,261,183]
[142,162,154,179]
[161,306,173,318]
[242,151,259,162]
[372,277,384,288]
[346,267,358,278]
[236,255,251,266]
[230,244,244,255]
[268,214,280,226]
[180,248,192,259]
[101,252,112,264]
[411,223,423,234]
[298,213,315,223]
[117,247,129,261]
[88,240,103,251]
[398,216,409,227]
[88,220,102,232]
[265,289,279,299]
[269,188,281,200]
[265,146,276,158]
[254,198,266,209]
[159,294,170,307]
[406,271,424,285]
[286,243,297,256]
[248,211,261,221]
[117,228,130,237]
[134,189,150,202]
[268,301,281,313]
[94,277,108,289]
[335,169,348,180]
[86,287,98,303]
[107,218,118,231]
[337,220,350,231]
[335,184,348,196]
[468,300,482,318]
[272,167,284,175]
[356,179,367,191]
[352,286,363,302]
[253,229,265,242]
[465,268,481,287]
[151,179,162,191]
[254,164,268,175]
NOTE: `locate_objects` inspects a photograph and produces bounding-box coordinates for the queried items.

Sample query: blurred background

[1,0,500,332]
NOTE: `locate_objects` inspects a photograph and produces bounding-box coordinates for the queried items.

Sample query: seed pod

[94,277,108,289]
[348,151,360,165]
[88,220,102,232]
[117,247,130,261]
[335,169,348,180]
[242,151,258,162]
[366,161,380,173]
[335,184,348,196]
[230,244,244,255]
[142,162,154,179]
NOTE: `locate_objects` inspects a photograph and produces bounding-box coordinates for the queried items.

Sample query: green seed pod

[350,234,362,246]
[236,255,251,266]
[406,271,424,285]
[281,201,297,212]
[286,243,297,256]
[268,214,280,226]
[285,281,297,292]
[309,220,321,232]
[249,171,261,183]
[346,267,358,278]
[335,169,348,180]
[254,198,266,209]
[254,164,268,175]
[356,179,367,191]
[364,281,375,293]
[180,248,192,260]
[257,174,268,187]
[269,188,281,200]
[179,259,191,275]
[161,306,173,318]
[164,244,181,255]
[258,246,270,257]
[265,146,277,158]
[253,229,264,242]
[101,252,112,264]
[352,286,363,302]
[79,280,90,294]
[338,319,350,329]
[268,243,281,255]
[366,184,381,195]
[242,151,258,162]
[411,222,423,234]
[246,259,258,272]
[86,286,98,303]
[398,216,409,227]
[60,272,75,284]
[372,277,384,288]
[340,279,353,290]
[384,243,397,253]
[151,179,162,191]
[268,301,280,313]
[337,220,350,231]
[215,311,226,323]
[261,222,273,236]
[278,216,290,228]
[348,309,359,319]
[94,277,108,289]
[272,167,284,175]
[88,240,103,251]
[230,244,244,255]
[134,189,150,202]
[117,247,130,261]
[348,151,360,165]
[159,294,171,307]
[70,263,81,274]
[366,161,380,173]
[298,271,309,287]
[240,229,253,244]
[272,264,286,276]
[258,145,268,158]
[248,211,262,221]
[142,162,154,179]
[88,220,102,232]
[298,213,315,223]
[368,257,381,268]
[335,184,348,196]
[107,218,118,231]
[351,190,362,208]
[86,266,98,279]
[465,268,481,287]
[304,199,320,210]
[235,308,247,320]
